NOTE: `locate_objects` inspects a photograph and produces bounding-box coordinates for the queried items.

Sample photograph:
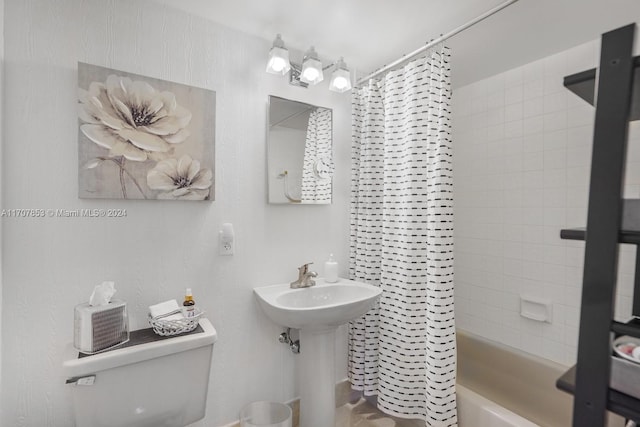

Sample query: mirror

[267,95,333,204]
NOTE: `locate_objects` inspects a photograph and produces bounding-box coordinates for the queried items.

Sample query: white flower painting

[78,62,215,200]
[147,155,213,200]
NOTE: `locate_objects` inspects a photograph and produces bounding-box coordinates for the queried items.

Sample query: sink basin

[254,277,381,330]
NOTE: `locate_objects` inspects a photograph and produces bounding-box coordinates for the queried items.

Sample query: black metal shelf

[564,56,640,121]
[557,24,638,426]
[560,225,640,319]
[612,319,640,338]
[560,228,640,244]
[560,200,640,244]
[557,365,640,422]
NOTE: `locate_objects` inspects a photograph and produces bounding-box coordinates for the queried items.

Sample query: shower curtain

[301,108,332,203]
[349,44,457,426]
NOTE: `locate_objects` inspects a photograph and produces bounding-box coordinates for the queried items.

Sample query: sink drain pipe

[278,328,300,354]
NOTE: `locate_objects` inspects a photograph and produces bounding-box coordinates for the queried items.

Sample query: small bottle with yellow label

[183,288,195,317]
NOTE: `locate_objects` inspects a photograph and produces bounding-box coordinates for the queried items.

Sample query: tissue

[89,281,116,306]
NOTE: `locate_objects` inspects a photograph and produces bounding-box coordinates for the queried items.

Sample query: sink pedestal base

[299,327,336,427]
[253,279,382,426]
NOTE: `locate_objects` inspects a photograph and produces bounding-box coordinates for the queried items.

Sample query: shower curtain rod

[355,0,519,86]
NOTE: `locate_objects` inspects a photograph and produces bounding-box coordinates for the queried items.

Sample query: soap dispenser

[324,254,338,283]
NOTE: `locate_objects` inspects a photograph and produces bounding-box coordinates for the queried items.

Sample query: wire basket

[148,307,204,336]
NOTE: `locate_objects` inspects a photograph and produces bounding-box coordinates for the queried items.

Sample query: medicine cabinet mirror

[267,95,333,204]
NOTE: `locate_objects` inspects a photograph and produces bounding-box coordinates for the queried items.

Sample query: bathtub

[457,330,624,427]
[229,331,624,427]
[457,384,538,427]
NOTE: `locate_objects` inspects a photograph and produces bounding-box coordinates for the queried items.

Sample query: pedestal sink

[254,278,381,427]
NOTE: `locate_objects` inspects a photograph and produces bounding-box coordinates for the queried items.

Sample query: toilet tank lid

[63,318,217,378]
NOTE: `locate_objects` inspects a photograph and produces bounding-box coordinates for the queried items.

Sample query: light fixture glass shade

[300,46,324,85]
[266,34,291,75]
[329,57,352,93]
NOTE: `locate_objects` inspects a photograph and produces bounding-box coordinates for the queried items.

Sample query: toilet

[63,318,217,427]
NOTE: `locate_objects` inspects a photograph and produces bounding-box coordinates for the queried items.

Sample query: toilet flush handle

[65,375,96,386]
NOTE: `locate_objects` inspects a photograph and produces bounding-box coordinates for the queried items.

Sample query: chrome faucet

[290,263,318,288]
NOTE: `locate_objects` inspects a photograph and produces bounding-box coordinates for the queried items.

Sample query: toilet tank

[63,318,217,427]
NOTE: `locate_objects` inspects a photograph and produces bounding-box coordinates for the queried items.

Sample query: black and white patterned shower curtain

[301,108,332,203]
[349,45,457,426]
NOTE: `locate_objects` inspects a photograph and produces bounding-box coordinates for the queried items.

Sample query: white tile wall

[453,39,640,366]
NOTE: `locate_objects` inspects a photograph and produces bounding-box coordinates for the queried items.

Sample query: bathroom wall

[453,36,640,366]
[1,1,351,426]
[0,0,4,418]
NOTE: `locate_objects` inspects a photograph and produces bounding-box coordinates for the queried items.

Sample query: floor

[232,383,423,427]
[334,391,424,427]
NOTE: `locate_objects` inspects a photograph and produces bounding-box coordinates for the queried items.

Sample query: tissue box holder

[74,299,129,354]
[148,307,204,336]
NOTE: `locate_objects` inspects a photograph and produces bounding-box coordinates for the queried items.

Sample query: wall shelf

[564,56,640,121]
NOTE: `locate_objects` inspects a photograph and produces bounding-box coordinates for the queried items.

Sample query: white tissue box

[74,299,129,354]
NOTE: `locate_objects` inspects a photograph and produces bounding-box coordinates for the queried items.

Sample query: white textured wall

[1,1,351,426]
[0,0,4,420]
[453,37,640,366]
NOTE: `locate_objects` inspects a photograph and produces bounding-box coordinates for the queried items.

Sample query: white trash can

[240,401,292,427]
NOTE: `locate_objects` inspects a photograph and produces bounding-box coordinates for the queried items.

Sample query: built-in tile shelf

[563,56,640,121]
[556,365,640,422]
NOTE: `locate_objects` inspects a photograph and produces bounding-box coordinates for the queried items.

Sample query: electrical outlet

[219,223,234,256]
[219,238,233,255]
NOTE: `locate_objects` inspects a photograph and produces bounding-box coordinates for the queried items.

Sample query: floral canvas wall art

[78,62,215,200]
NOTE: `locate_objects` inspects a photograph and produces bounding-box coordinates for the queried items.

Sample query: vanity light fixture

[328,57,352,93]
[300,46,324,85]
[266,35,352,92]
[266,34,291,75]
